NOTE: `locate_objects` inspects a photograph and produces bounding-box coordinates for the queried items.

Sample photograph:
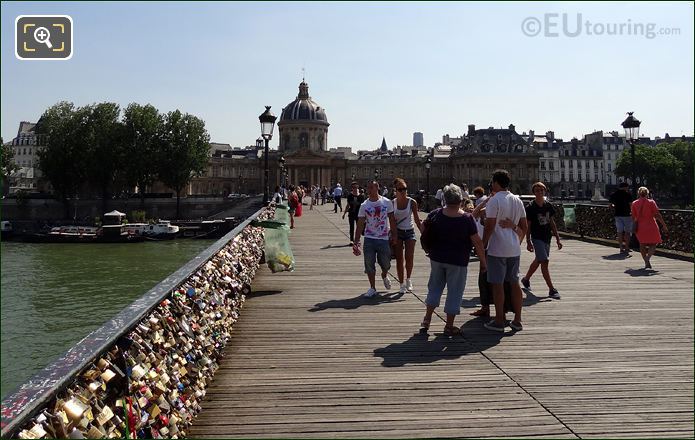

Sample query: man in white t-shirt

[482,169,528,333]
[353,181,397,298]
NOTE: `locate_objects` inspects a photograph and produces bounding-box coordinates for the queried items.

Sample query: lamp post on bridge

[258,106,277,205]
[621,112,641,199]
[374,168,380,183]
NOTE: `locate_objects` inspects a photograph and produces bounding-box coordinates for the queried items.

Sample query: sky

[2,1,693,151]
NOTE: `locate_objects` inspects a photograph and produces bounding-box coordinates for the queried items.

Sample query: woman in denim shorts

[392,178,424,294]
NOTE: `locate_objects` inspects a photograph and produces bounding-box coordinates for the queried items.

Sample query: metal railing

[0,206,268,438]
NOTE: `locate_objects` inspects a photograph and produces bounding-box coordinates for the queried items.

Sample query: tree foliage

[35,101,88,202]
[33,101,211,219]
[615,143,683,195]
[662,140,695,205]
[157,110,211,218]
[122,103,164,203]
[83,102,126,210]
[1,137,18,182]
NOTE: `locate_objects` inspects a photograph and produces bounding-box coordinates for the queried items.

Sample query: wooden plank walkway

[190,204,694,439]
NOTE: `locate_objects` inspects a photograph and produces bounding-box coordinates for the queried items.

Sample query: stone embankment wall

[1,197,255,222]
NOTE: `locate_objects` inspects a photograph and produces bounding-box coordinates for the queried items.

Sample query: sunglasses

[396,188,407,192]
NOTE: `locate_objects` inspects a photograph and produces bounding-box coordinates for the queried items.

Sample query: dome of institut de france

[279,81,328,123]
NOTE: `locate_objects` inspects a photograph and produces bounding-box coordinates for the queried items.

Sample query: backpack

[420,208,442,254]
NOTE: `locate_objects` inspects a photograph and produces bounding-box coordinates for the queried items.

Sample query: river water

[0,239,216,399]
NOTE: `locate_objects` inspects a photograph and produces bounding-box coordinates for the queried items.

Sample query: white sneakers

[362,288,377,298]
[363,276,395,298]
[405,279,413,292]
[382,276,392,290]
[399,283,407,294]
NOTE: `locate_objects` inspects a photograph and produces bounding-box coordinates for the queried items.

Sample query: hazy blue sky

[2,1,693,150]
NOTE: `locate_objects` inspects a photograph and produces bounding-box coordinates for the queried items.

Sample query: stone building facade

[6,121,46,193]
[187,80,541,196]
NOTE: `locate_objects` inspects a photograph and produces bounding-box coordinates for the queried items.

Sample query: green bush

[131,210,146,223]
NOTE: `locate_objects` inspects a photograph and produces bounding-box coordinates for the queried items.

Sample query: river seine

[0,239,215,399]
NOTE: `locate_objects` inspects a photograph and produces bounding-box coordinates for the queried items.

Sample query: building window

[299,133,308,149]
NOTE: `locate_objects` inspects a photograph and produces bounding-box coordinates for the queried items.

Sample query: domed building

[187,80,540,198]
[278,81,329,152]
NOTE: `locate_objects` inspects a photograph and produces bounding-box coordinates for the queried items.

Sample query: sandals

[470,308,490,317]
[443,325,461,336]
[420,317,431,330]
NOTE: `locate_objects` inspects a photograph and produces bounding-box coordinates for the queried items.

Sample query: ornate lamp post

[425,154,432,211]
[374,168,380,183]
[621,112,641,199]
[259,106,277,204]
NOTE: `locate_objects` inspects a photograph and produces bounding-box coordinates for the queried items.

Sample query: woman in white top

[392,178,424,294]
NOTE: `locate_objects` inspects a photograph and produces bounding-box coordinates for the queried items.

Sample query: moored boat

[122,221,179,239]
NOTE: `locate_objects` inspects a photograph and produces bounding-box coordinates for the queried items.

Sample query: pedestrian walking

[287,185,298,229]
[473,186,488,207]
[352,181,397,298]
[333,183,343,213]
[434,186,445,208]
[420,184,486,335]
[482,169,527,332]
[609,182,634,253]
[520,182,563,299]
[632,186,669,270]
[295,186,304,217]
[272,186,283,204]
[342,181,365,246]
[391,178,424,294]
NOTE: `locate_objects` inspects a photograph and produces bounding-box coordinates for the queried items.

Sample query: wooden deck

[190,204,694,439]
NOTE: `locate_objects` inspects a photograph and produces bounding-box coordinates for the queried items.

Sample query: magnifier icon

[33,26,53,49]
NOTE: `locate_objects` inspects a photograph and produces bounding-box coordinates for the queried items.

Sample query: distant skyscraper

[413,132,424,147]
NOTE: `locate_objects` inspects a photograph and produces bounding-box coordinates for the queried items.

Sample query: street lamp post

[259,106,277,205]
[425,154,431,211]
[621,112,641,199]
[374,168,380,183]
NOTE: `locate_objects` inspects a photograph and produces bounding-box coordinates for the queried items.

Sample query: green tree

[1,137,19,188]
[35,102,90,218]
[615,144,682,196]
[82,102,126,212]
[122,103,164,207]
[158,110,210,218]
[662,140,694,205]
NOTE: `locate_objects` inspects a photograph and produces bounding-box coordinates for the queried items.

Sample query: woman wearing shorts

[392,178,424,294]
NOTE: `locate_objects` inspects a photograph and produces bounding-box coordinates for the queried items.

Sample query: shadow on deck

[190,205,694,439]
